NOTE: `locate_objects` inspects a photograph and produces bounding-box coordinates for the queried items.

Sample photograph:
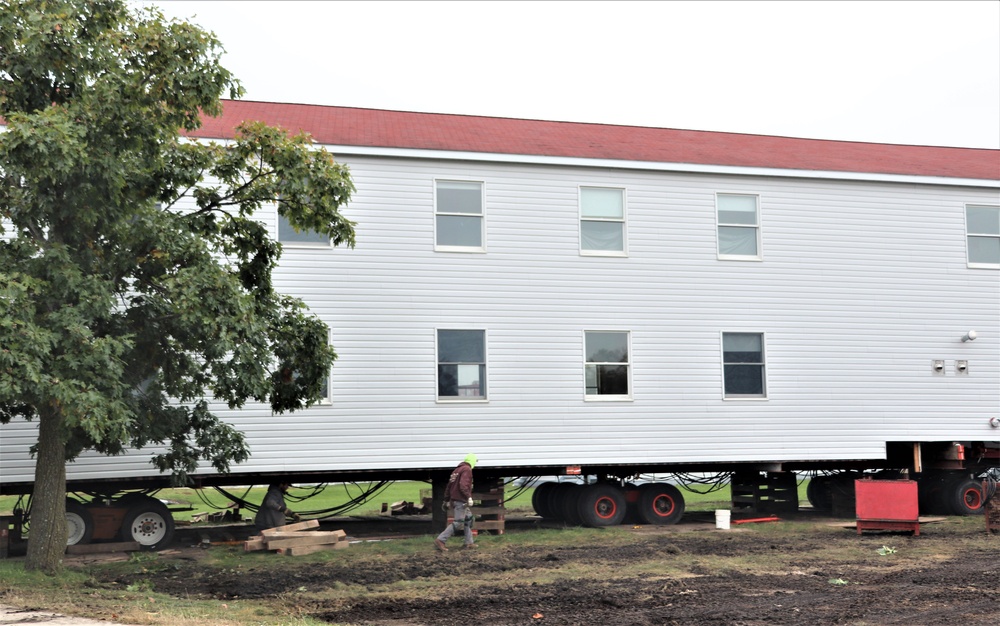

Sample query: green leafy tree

[0,0,355,573]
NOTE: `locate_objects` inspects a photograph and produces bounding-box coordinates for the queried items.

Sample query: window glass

[436,181,483,250]
[278,213,330,245]
[585,331,630,397]
[717,194,760,258]
[723,332,766,397]
[967,205,1000,266]
[581,221,625,251]
[437,215,483,248]
[581,187,625,254]
[438,330,486,399]
[581,187,624,218]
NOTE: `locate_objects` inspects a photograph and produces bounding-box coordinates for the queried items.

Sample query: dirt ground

[70,512,1000,626]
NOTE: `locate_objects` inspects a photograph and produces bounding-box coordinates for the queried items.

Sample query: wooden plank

[260,519,319,535]
[243,537,266,552]
[66,541,140,555]
[473,520,505,531]
[279,541,349,557]
[470,506,505,515]
[264,534,345,550]
[262,530,346,541]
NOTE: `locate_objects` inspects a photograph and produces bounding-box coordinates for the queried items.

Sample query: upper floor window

[278,212,330,246]
[437,329,487,400]
[584,331,631,399]
[580,187,626,255]
[966,205,1000,268]
[717,193,760,260]
[722,332,766,398]
[436,180,484,251]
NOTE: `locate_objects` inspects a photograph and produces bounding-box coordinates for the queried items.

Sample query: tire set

[531,481,685,527]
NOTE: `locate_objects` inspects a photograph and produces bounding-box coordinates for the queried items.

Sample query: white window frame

[721,331,768,400]
[716,193,762,261]
[583,330,633,401]
[579,186,628,257]
[434,179,486,253]
[435,328,488,403]
[965,204,1000,269]
[276,205,332,248]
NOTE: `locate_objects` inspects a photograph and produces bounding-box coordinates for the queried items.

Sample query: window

[278,212,330,246]
[966,205,1000,267]
[717,193,760,259]
[437,330,486,400]
[436,180,484,250]
[722,332,766,398]
[580,187,626,254]
[585,331,630,398]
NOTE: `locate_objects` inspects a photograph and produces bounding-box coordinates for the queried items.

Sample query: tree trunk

[25,406,67,574]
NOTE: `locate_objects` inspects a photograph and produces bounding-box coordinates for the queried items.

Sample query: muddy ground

[72,512,1000,626]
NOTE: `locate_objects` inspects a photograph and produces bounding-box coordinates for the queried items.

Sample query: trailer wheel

[66,500,94,546]
[531,482,558,519]
[806,476,833,513]
[947,478,984,516]
[637,483,685,525]
[577,484,626,527]
[119,497,174,550]
[557,483,584,526]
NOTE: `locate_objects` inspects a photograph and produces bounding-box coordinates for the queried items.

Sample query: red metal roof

[190,100,1000,181]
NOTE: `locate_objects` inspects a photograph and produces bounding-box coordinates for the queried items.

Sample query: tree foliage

[0,0,355,572]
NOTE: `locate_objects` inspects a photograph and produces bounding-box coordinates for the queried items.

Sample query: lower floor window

[437,329,486,399]
[723,332,766,397]
[585,331,630,397]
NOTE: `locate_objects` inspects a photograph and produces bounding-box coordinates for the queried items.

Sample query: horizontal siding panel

[2,153,998,484]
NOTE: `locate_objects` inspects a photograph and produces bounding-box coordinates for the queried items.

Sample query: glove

[289,510,301,521]
[467,497,474,508]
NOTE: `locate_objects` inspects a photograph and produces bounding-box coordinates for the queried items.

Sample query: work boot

[434,538,448,552]
[462,543,477,549]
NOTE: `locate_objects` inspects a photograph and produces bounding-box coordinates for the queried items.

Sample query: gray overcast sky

[137,1,1000,149]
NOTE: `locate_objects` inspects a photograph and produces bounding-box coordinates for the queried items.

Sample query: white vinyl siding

[435,180,484,251]
[717,193,760,259]
[580,186,626,255]
[966,204,1000,267]
[3,152,998,483]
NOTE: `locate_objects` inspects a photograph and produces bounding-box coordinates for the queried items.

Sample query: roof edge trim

[320,144,1000,189]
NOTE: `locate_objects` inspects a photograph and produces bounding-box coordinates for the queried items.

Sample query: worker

[435,453,478,551]
[254,482,300,532]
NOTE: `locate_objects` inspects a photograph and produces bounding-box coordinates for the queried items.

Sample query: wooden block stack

[244,519,349,556]
[473,478,505,535]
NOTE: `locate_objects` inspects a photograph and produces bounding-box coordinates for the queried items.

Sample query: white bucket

[715,509,731,530]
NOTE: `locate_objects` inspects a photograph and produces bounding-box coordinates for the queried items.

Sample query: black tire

[119,496,174,550]
[806,476,833,513]
[918,475,952,515]
[577,484,626,527]
[545,483,576,522]
[947,478,984,515]
[65,500,94,546]
[637,483,685,525]
[557,483,584,526]
[531,482,558,518]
